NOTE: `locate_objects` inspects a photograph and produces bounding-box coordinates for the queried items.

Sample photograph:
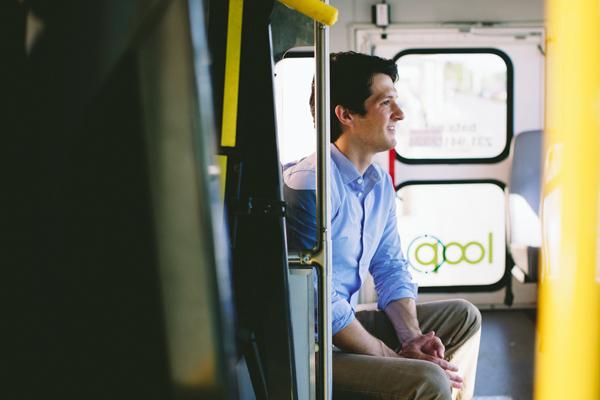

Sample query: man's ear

[334,105,354,128]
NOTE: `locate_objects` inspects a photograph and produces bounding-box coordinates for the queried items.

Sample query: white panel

[329,0,544,52]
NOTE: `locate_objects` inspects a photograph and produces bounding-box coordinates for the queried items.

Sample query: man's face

[352,73,404,154]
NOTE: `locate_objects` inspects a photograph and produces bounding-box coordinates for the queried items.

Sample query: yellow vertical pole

[221,0,244,148]
[536,0,600,398]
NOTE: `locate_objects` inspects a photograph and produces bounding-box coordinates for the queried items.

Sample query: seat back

[508,130,543,281]
[510,130,543,216]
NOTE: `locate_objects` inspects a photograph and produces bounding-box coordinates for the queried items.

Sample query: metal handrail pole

[314,15,332,400]
[287,10,331,400]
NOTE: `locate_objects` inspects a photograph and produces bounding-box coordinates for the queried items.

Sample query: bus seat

[508,130,542,282]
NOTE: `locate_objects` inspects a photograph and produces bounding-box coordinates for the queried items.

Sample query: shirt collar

[330,143,382,185]
[364,164,382,184]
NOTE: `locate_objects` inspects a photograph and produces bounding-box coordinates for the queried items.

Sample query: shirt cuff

[331,299,355,335]
[377,283,419,311]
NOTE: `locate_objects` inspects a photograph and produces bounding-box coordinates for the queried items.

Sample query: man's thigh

[332,351,452,400]
[355,299,481,356]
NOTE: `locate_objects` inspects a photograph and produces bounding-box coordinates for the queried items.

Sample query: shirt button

[357,192,362,197]
[357,179,363,184]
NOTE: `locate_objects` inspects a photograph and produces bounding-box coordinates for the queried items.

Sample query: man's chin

[386,139,397,151]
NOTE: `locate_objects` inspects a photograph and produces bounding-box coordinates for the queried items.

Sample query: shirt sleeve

[309,274,354,335]
[331,288,354,333]
[369,180,418,311]
[284,171,355,335]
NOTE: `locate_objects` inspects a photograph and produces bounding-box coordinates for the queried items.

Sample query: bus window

[397,181,507,290]
[274,55,316,164]
[394,50,512,163]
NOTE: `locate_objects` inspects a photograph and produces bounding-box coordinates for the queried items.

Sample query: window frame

[393,48,514,165]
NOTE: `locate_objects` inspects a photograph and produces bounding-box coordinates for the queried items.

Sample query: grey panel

[289,269,316,400]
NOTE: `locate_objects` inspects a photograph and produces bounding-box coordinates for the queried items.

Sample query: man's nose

[392,102,404,120]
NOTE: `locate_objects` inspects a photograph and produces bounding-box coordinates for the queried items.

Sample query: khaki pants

[332,299,482,400]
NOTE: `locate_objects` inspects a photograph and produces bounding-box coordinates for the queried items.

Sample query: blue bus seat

[508,130,542,282]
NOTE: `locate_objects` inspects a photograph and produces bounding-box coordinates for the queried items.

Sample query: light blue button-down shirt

[283,144,418,335]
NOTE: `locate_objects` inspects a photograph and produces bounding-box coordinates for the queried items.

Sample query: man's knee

[455,298,481,333]
[416,363,453,400]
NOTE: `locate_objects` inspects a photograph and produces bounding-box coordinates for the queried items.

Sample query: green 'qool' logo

[406,233,493,273]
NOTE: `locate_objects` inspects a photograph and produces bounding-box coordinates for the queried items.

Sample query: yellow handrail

[277,0,338,26]
[535,0,600,398]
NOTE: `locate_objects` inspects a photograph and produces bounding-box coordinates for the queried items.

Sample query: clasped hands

[397,331,463,389]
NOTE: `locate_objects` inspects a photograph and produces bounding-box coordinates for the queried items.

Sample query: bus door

[353,26,545,305]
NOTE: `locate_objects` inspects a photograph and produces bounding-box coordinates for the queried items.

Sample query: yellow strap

[221,0,244,148]
[277,0,338,26]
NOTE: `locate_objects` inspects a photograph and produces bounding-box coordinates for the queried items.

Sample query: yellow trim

[221,0,244,148]
[536,0,600,398]
[216,155,228,202]
[277,0,338,26]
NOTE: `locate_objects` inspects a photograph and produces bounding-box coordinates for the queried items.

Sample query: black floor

[473,309,537,400]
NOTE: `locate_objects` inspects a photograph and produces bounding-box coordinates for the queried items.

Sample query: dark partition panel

[208,0,299,399]
[3,1,237,398]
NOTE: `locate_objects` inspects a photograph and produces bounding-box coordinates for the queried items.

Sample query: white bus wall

[330,0,545,53]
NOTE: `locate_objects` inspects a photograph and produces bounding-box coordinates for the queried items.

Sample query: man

[284,52,481,400]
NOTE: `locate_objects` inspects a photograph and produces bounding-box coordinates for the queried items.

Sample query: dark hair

[309,52,398,142]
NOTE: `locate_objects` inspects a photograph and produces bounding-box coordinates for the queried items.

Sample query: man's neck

[333,140,374,176]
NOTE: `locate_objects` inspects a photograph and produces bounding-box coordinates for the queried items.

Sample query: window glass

[394,51,510,161]
[275,57,316,164]
[397,182,506,287]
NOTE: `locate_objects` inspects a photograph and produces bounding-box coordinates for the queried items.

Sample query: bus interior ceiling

[1,0,560,399]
